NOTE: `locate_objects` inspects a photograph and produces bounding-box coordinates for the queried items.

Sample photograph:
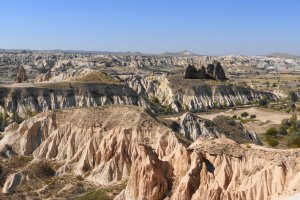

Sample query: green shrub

[265,127,278,136]
[184,104,189,111]
[74,190,109,200]
[266,137,279,147]
[250,114,256,119]
[152,97,160,104]
[165,104,173,113]
[259,98,268,107]
[241,112,249,118]
[278,124,289,135]
[286,134,300,148]
[213,102,219,108]
[290,91,298,103]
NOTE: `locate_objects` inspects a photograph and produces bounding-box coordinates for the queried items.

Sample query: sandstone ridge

[0,105,299,200]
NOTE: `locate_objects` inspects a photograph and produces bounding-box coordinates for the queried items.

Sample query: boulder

[14,66,28,83]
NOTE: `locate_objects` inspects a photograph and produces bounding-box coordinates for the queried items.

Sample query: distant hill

[160,50,199,57]
[268,52,300,59]
[0,48,199,57]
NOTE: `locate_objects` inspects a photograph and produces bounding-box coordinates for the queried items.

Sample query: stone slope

[0,106,299,200]
[124,74,278,112]
[178,113,260,144]
[0,82,151,119]
[0,106,179,186]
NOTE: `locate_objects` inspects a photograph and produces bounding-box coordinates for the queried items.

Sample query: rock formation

[0,106,299,199]
[178,113,260,144]
[14,66,28,83]
[1,50,300,84]
[198,66,207,79]
[125,74,278,112]
[183,65,199,79]
[213,61,228,80]
[0,80,151,118]
[184,61,228,81]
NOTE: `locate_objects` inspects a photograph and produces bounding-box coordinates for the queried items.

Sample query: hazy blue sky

[0,0,299,55]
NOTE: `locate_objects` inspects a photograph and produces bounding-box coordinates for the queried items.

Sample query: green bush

[165,104,173,113]
[184,104,189,111]
[250,114,256,119]
[259,98,268,107]
[265,127,278,136]
[151,97,160,104]
[278,124,289,135]
[290,91,298,103]
[241,112,249,118]
[266,137,279,147]
[286,134,300,148]
[74,190,109,200]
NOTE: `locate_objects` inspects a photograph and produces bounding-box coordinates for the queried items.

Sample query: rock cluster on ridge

[184,61,228,81]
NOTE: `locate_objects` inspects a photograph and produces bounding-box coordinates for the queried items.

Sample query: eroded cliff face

[124,74,278,112]
[0,83,151,119]
[178,113,260,144]
[118,138,300,200]
[0,106,299,200]
[0,106,178,186]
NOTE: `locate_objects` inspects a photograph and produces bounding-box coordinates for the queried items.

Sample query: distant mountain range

[0,48,298,59]
[0,49,199,57]
[268,52,300,59]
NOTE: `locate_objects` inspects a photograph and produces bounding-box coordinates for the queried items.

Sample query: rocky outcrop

[14,66,27,83]
[178,113,260,144]
[213,62,227,80]
[0,106,299,199]
[124,74,278,112]
[1,50,300,84]
[183,62,228,81]
[0,82,151,119]
[183,65,198,79]
[115,145,172,200]
[179,113,221,140]
[35,68,120,83]
[198,66,207,79]
[0,106,178,185]
[2,173,22,194]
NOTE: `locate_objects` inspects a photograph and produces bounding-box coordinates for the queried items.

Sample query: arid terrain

[0,50,300,200]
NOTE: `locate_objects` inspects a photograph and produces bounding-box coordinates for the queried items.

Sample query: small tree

[152,97,160,104]
[267,137,279,147]
[250,114,256,119]
[278,123,289,135]
[290,92,298,103]
[241,112,249,118]
[165,104,173,113]
[259,97,268,107]
[265,127,278,136]
[184,104,189,111]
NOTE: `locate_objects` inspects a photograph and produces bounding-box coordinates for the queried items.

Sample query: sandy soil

[197,107,299,134]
